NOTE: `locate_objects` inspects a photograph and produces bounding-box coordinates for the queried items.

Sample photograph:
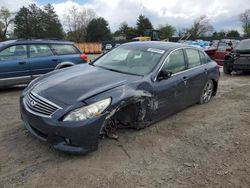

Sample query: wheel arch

[55,62,75,69]
[211,79,218,96]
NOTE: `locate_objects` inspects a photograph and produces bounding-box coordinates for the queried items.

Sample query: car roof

[0,39,74,48]
[122,41,190,52]
[240,39,250,43]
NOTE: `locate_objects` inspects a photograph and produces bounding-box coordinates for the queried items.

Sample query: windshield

[93,46,164,76]
[235,40,250,51]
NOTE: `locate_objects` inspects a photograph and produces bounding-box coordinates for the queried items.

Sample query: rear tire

[199,80,214,104]
[223,61,232,74]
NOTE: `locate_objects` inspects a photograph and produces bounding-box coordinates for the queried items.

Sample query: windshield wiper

[97,65,142,76]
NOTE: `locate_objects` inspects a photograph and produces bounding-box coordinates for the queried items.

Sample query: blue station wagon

[0,39,87,88]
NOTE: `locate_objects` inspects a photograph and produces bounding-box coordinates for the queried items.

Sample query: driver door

[153,49,188,120]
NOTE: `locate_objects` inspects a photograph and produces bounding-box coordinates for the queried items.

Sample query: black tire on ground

[199,80,214,104]
[223,63,232,74]
[242,70,250,74]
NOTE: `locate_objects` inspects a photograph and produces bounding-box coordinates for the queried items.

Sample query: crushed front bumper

[20,97,106,154]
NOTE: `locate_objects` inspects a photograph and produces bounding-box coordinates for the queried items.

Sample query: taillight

[80,53,88,62]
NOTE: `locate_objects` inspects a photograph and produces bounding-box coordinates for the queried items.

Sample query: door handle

[183,76,188,85]
[52,59,58,62]
[204,68,208,74]
[18,61,26,65]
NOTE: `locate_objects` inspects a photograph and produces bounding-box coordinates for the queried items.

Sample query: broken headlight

[63,98,111,121]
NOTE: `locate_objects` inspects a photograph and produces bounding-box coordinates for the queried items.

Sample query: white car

[105,44,112,51]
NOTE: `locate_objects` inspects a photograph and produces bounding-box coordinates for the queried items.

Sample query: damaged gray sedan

[20,41,220,154]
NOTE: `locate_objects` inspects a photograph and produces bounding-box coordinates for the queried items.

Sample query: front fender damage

[100,88,157,139]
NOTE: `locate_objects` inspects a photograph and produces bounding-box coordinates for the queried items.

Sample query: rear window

[51,44,79,55]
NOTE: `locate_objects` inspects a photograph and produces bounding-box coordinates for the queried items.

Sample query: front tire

[199,80,214,104]
[223,61,232,74]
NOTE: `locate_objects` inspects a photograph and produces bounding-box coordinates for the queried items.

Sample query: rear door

[183,48,208,104]
[50,44,82,64]
[0,44,30,86]
[28,44,58,78]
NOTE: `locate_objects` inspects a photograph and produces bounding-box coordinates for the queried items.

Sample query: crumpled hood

[32,64,140,105]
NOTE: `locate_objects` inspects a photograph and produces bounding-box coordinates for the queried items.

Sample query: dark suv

[0,39,87,88]
[224,39,250,74]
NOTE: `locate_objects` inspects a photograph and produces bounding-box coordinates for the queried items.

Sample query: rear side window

[0,45,27,61]
[162,49,186,74]
[29,44,54,58]
[185,49,201,68]
[51,44,79,55]
[199,51,207,64]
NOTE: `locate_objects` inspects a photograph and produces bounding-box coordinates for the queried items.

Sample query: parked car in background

[105,44,112,51]
[20,41,220,154]
[205,39,239,66]
[114,43,121,48]
[0,39,87,88]
[224,39,250,74]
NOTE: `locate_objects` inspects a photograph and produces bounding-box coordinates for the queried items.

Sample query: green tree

[119,22,129,35]
[43,4,63,38]
[115,22,138,39]
[14,4,63,39]
[212,31,218,38]
[159,24,176,39]
[29,4,45,37]
[86,17,112,42]
[217,30,227,38]
[136,14,153,35]
[0,7,14,40]
[226,30,240,38]
[239,9,250,37]
[14,6,32,38]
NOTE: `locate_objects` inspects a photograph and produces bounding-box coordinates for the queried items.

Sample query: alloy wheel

[201,80,214,104]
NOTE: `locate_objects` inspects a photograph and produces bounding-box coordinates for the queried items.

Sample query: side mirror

[157,70,172,81]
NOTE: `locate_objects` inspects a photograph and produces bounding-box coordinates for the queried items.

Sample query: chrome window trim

[170,64,207,77]
[154,46,207,82]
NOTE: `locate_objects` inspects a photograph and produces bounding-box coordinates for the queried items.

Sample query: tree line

[0,4,250,42]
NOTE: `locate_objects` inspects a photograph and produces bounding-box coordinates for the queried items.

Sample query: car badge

[30,100,37,107]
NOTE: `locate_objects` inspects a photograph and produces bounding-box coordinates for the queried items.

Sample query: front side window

[93,47,164,76]
[162,49,186,74]
[0,45,27,61]
[51,44,79,55]
[185,48,201,68]
[29,44,54,58]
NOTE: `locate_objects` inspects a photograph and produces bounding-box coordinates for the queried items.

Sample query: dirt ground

[0,71,250,188]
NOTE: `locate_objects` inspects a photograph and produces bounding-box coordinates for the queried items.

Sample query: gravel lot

[0,71,250,188]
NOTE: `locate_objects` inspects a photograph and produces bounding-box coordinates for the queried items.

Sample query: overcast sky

[1,0,247,33]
